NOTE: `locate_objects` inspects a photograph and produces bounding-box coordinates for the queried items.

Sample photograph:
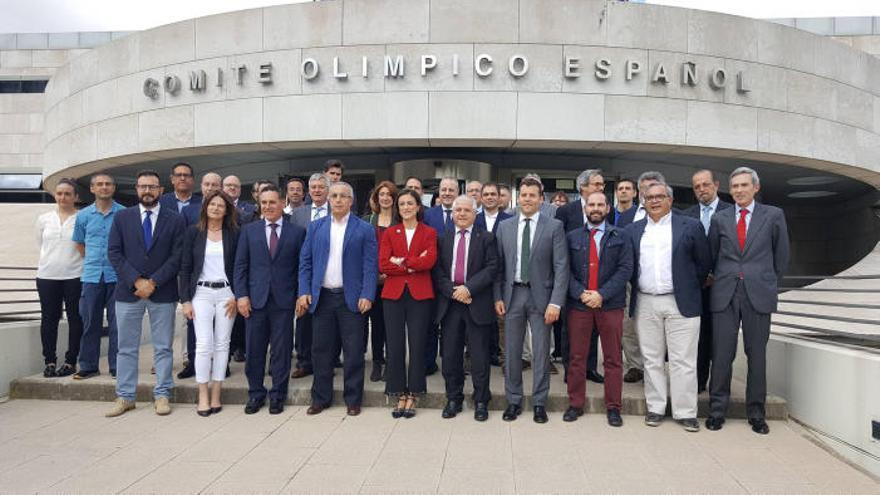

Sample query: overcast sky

[0,0,877,33]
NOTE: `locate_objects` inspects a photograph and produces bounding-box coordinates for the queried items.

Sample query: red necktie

[453,230,467,285]
[588,228,599,290]
[737,209,748,251]
[269,223,279,258]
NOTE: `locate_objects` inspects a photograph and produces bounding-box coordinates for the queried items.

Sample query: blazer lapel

[466,228,480,275]
[342,215,356,254]
[671,215,683,254]
[743,204,768,254]
[271,224,289,261]
[148,208,170,252]
[530,214,546,256]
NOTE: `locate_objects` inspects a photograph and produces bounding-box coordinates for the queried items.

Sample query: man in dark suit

[627,182,712,432]
[422,176,460,374]
[223,174,256,226]
[706,167,789,435]
[234,185,306,415]
[297,181,378,416]
[158,162,202,214]
[613,179,637,228]
[495,177,569,424]
[683,169,733,393]
[563,191,633,426]
[177,172,223,378]
[474,182,511,367]
[288,173,331,379]
[554,169,609,383]
[105,170,185,418]
[434,195,498,421]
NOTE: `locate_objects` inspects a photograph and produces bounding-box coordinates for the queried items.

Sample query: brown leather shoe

[291,367,312,379]
[623,368,644,383]
[347,405,361,416]
[306,403,326,415]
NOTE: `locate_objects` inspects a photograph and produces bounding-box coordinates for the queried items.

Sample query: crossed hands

[452,285,472,304]
[580,290,603,309]
[134,278,155,299]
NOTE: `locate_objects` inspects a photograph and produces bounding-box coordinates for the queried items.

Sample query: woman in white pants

[179,191,240,416]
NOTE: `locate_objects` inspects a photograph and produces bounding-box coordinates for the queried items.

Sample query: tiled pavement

[0,398,875,494]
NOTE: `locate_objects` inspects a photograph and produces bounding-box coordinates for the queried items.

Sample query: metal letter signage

[143,78,159,99]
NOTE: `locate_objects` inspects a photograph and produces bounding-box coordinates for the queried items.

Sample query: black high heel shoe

[196,408,212,417]
[402,394,417,419]
[391,395,406,418]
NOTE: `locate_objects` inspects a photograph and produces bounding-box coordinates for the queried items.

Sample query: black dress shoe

[705,417,725,431]
[177,364,195,379]
[425,363,439,376]
[210,406,223,414]
[749,418,770,435]
[225,365,231,378]
[607,408,623,427]
[587,370,604,383]
[232,348,246,362]
[474,402,489,422]
[369,362,383,382]
[442,400,462,419]
[196,408,212,417]
[56,363,76,377]
[269,400,284,414]
[623,368,643,383]
[244,399,265,414]
[563,406,584,422]
[533,406,549,424]
[489,355,502,367]
[502,404,522,421]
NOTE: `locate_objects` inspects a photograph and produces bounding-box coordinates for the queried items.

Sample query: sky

[0,0,877,33]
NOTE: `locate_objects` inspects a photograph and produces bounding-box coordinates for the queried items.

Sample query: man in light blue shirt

[72,173,125,379]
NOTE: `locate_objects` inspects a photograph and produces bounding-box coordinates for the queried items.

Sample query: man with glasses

[159,162,202,214]
[223,175,255,224]
[105,170,185,417]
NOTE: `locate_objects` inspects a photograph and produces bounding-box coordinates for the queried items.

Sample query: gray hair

[647,182,674,200]
[576,169,603,191]
[452,194,477,210]
[730,166,760,186]
[329,181,354,198]
[523,173,542,184]
[637,170,666,186]
[308,173,329,187]
[439,176,459,189]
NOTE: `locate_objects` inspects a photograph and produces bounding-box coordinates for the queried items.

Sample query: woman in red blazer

[380,188,437,418]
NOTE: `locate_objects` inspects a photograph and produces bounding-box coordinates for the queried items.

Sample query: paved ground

[0,399,875,494]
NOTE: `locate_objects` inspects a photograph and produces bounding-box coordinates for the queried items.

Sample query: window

[0,80,49,93]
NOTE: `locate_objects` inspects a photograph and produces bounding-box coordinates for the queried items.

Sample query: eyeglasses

[136,184,161,191]
[644,194,669,202]
[172,173,193,178]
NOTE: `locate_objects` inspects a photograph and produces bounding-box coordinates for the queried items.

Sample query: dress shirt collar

[701,196,720,210]
[483,209,498,219]
[587,220,606,233]
[175,192,193,203]
[736,200,755,216]
[519,211,540,224]
[138,203,160,217]
[332,213,350,225]
[646,211,672,226]
[264,217,282,229]
[457,225,474,236]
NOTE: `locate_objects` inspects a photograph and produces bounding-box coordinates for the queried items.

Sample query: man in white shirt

[283,177,306,214]
[632,171,666,222]
[466,180,483,213]
[625,183,712,432]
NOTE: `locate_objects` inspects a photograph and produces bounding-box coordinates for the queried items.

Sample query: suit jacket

[289,203,329,230]
[474,210,512,235]
[423,205,453,236]
[566,223,633,311]
[493,212,570,310]
[235,201,256,225]
[626,214,712,318]
[433,227,499,326]
[107,205,185,303]
[233,218,305,310]
[708,203,790,314]
[298,214,378,314]
[158,192,202,214]
[379,222,437,300]
[556,198,635,233]
[180,201,201,226]
[683,199,733,233]
[178,225,239,303]
[613,206,637,228]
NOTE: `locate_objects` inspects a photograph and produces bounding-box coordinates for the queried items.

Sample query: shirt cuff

[548,303,561,310]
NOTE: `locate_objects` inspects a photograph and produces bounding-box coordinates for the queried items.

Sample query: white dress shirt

[450,225,473,282]
[404,226,416,249]
[735,200,754,230]
[35,210,83,280]
[484,210,499,233]
[138,204,160,236]
[633,203,647,222]
[264,218,283,246]
[638,212,674,294]
[514,212,539,284]
[322,214,348,288]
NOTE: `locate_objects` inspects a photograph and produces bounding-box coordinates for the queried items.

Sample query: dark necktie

[737,209,748,252]
[588,228,599,290]
[444,209,453,232]
[520,218,531,283]
[142,210,153,251]
[269,223,279,258]
[454,230,467,285]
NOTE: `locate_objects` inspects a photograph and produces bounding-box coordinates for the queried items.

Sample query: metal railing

[0,266,39,321]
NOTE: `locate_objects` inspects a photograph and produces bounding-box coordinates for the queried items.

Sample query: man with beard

[105,170,185,417]
[563,191,632,426]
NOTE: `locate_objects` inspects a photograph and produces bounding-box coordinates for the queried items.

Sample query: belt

[197,281,229,289]
[513,282,531,288]
[322,287,344,294]
[639,291,672,296]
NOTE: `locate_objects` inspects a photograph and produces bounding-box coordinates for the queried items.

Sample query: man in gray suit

[494,177,569,424]
[706,167,789,435]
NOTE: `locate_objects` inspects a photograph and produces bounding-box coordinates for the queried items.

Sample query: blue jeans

[78,281,118,373]
[115,299,176,401]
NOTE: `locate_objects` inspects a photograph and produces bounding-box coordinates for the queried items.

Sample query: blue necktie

[444,209,453,232]
[701,205,712,235]
[143,210,153,251]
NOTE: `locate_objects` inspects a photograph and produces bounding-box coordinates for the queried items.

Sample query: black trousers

[294,313,313,372]
[244,295,293,402]
[383,288,431,395]
[311,290,365,407]
[364,296,386,364]
[231,314,246,355]
[36,278,83,366]
[696,287,713,391]
[709,280,771,421]
[441,302,492,404]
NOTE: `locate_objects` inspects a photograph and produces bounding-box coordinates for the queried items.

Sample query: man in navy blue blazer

[105,170,185,418]
[297,181,378,416]
[626,183,712,432]
[158,162,202,214]
[234,185,305,415]
[177,172,224,378]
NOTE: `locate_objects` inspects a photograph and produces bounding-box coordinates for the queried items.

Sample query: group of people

[34,158,788,434]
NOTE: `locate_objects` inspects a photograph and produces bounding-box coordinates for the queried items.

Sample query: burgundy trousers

[567,307,624,410]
